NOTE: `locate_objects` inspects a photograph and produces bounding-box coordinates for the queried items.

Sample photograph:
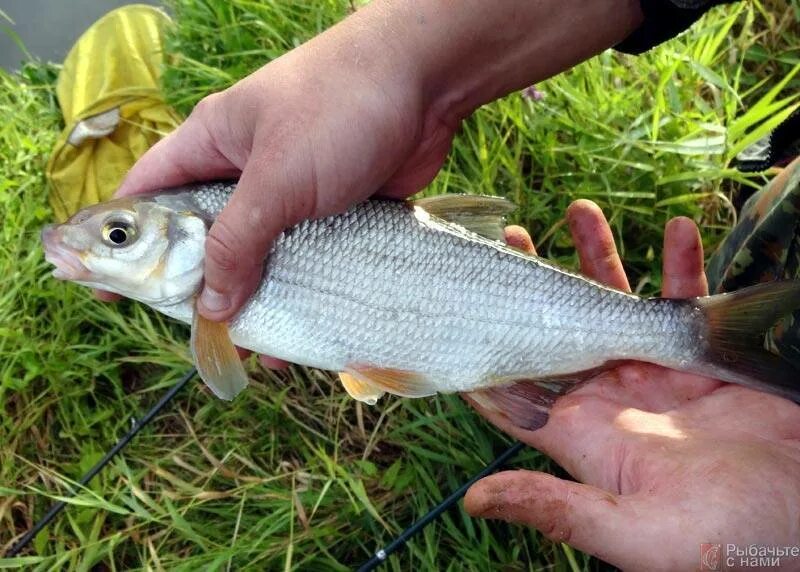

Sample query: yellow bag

[46,4,182,221]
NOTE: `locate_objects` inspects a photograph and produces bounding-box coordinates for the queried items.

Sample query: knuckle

[518,478,577,544]
[537,501,574,544]
[542,519,573,544]
[585,234,616,258]
[246,203,268,229]
[280,190,310,226]
[206,221,242,273]
[191,93,222,119]
[595,249,620,269]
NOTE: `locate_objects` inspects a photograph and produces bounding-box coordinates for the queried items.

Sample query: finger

[566,200,630,292]
[197,146,313,321]
[465,470,635,564]
[259,355,290,370]
[662,217,708,298]
[464,384,633,478]
[115,94,244,198]
[93,289,120,302]
[504,225,536,255]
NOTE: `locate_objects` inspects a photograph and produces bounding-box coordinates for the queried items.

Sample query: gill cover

[44,197,207,305]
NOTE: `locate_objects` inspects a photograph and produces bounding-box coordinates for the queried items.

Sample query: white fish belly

[229,201,701,393]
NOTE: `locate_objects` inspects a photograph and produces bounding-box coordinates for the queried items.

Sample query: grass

[1,0,798,569]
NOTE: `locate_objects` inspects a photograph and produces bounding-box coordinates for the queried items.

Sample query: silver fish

[41,182,800,430]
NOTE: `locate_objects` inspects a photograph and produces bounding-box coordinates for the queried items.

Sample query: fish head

[41,194,208,305]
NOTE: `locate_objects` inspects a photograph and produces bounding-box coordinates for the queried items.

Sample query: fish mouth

[41,225,90,281]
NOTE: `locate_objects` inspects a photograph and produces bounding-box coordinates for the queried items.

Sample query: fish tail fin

[695,279,800,402]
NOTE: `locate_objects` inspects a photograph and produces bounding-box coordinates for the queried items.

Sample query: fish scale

[177,189,704,392]
[43,183,800,416]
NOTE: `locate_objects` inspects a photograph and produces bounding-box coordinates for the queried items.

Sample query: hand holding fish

[108,0,644,323]
[41,0,800,566]
[466,202,800,571]
[43,184,800,569]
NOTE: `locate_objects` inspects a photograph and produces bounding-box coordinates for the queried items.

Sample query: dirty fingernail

[200,287,230,313]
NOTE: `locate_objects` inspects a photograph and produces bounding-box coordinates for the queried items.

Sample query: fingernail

[200,287,230,313]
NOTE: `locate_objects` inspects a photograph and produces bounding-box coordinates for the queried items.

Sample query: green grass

[1,0,799,570]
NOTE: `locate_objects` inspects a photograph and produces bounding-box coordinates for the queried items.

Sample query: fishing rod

[4,367,197,557]
[356,441,525,571]
[6,368,524,569]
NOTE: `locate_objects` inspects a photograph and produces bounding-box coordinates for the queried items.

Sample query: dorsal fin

[412,194,516,241]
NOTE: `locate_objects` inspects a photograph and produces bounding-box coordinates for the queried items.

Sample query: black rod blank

[356,440,525,572]
[5,367,197,557]
[6,367,524,569]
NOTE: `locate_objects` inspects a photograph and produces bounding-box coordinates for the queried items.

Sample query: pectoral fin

[190,310,249,400]
[345,365,437,398]
[339,372,385,405]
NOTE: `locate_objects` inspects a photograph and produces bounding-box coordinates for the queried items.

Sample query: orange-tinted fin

[345,365,437,398]
[339,372,385,405]
[190,310,249,401]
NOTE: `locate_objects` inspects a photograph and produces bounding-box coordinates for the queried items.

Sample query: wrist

[272,4,429,135]
[368,0,644,123]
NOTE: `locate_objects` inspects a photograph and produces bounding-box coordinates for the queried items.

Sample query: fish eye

[102,220,136,247]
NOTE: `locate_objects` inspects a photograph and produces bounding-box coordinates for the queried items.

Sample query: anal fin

[339,372,385,405]
[345,365,437,398]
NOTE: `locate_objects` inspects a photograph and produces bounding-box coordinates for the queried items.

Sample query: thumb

[465,470,634,565]
[197,155,314,321]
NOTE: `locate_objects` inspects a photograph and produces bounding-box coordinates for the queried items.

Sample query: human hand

[113,5,456,324]
[465,200,800,571]
[104,0,642,325]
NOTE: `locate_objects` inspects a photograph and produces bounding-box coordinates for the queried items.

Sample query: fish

[41,182,800,430]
